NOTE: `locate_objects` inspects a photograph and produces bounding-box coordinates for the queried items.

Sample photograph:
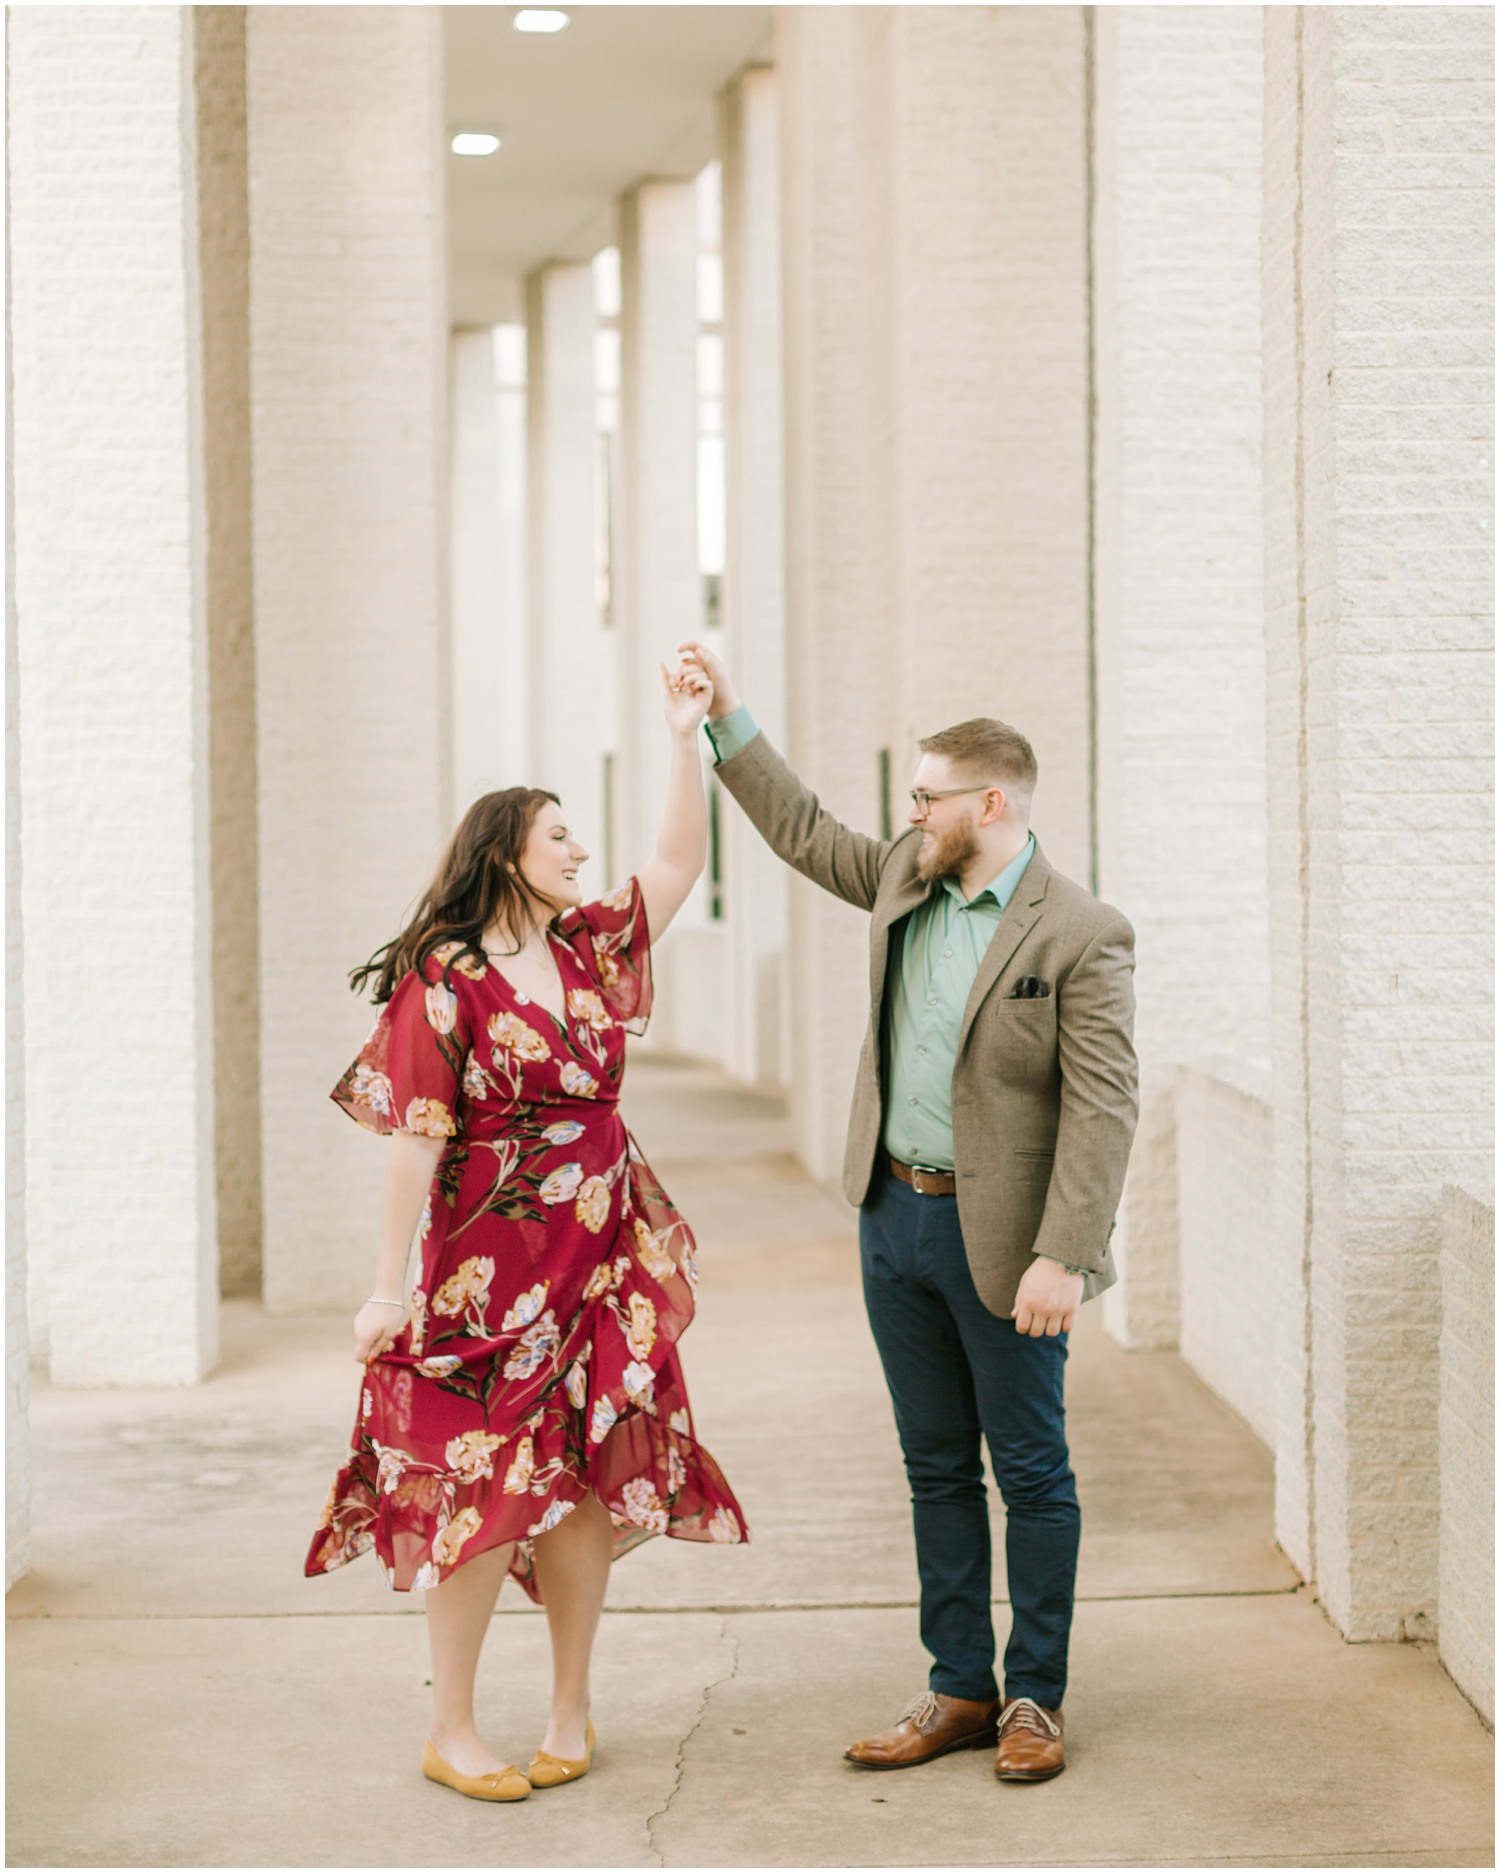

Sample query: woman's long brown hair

[349,788,562,1003]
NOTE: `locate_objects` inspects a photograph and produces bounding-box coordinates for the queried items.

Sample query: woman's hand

[677,638,741,719]
[660,658,713,738]
[353,1297,406,1365]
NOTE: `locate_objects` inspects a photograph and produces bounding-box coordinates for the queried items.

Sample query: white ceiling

[444,5,772,326]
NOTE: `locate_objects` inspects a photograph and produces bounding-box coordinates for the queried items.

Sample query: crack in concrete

[643,1613,741,1869]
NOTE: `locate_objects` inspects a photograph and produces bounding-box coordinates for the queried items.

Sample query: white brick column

[721,64,789,1088]
[449,328,507,818]
[10,5,219,1383]
[1439,1184,1494,1722]
[6,91,30,1577]
[1262,6,1494,1639]
[247,7,449,1313]
[1091,7,1270,1353]
[849,7,1094,888]
[616,180,701,873]
[525,265,606,851]
[775,6,876,1182]
[195,6,262,1303]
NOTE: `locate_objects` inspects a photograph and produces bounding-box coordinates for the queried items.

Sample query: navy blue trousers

[859,1170,1079,1708]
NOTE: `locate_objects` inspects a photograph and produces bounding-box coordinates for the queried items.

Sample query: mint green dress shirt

[705,705,1035,1170]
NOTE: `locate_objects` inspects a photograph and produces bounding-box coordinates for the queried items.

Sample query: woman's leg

[425,1540,517,1775]
[529,1491,615,1758]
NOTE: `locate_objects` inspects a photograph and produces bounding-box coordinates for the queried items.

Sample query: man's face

[908,754,986,884]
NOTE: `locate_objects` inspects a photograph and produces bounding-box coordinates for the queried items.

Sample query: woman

[306,661,746,1801]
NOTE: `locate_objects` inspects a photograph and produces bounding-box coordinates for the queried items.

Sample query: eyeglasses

[909,786,996,816]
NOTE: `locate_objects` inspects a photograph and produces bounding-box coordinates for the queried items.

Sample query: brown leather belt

[888,1155,957,1196]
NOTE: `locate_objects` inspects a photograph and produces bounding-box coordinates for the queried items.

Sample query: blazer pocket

[1013,1148,1055,1161]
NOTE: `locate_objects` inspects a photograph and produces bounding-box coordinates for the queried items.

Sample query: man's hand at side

[678,638,741,720]
[1012,1258,1085,1337]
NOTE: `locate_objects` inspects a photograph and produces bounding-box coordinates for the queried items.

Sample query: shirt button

[943,949,953,958]
[928,996,937,1006]
[908,1097,917,1106]
[917,1047,926,1056]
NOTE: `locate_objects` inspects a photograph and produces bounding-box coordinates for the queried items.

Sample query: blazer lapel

[869,844,933,1004]
[956,842,1052,1053]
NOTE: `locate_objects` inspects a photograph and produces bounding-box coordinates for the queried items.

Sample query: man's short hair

[918,718,1038,798]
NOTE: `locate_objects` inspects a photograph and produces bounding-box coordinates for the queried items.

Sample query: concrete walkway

[7,1058,1493,1868]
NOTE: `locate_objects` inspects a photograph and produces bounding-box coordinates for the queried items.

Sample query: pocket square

[1009,975,1050,1000]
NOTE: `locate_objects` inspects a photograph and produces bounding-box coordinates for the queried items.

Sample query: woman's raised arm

[635,661,713,942]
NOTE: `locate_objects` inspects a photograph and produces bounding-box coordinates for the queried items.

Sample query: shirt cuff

[703,703,759,765]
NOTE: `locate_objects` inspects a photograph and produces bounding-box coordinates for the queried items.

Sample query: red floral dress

[305,878,747,1600]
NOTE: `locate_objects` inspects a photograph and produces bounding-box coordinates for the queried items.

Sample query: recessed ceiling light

[514,9,570,32]
[451,132,501,157]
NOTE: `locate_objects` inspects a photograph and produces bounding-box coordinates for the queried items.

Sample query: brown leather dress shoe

[844,1690,1000,1769]
[993,1697,1065,1780]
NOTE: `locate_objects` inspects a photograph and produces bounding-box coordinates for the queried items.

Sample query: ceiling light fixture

[451,132,501,157]
[514,9,570,32]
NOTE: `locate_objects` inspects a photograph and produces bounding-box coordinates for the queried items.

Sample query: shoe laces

[897,1690,940,1730]
[1001,1697,1059,1739]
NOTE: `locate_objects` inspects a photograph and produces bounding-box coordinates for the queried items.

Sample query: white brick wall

[617,180,701,871]
[1177,1062,1277,1448]
[721,64,790,1090]
[10,5,220,1384]
[775,5,878,1184]
[525,263,608,852]
[1092,6,1270,1352]
[246,7,450,1313]
[774,4,1095,1185]
[1439,1182,1494,1722]
[1264,5,1494,1640]
[6,79,30,1576]
[1261,2,1319,1586]
[449,328,507,818]
[852,6,1094,884]
[195,5,262,1301]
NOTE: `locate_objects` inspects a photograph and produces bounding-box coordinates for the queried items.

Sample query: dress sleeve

[331,958,469,1137]
[557,876,653,1036]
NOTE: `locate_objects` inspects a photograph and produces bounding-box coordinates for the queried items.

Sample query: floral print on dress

[310,877,747,1599]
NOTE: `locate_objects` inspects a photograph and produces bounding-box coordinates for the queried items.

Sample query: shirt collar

[938,831,1035,911]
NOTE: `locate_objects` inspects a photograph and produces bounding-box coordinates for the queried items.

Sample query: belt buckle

[910,1162,944,1196]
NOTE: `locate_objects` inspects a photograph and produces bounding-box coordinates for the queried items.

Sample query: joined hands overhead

[660,657,714,737]
[677,640,741,721]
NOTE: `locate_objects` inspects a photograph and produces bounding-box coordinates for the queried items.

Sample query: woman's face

[516,803,588,913]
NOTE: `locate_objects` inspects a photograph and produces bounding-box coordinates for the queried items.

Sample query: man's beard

[916,819,981,885]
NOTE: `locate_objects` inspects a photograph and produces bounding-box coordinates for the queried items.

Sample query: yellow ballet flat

[421,1739,531,1802]
[526,1720,596,1788]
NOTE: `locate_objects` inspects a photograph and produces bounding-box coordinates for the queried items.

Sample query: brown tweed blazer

[715,729,1140,1318]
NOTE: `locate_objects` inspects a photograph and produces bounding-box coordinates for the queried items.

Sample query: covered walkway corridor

[7,1061,1491,1868]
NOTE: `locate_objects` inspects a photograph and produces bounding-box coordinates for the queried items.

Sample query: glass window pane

[592,246,621,320]
[697,253,723,325]
[696,331,723,398]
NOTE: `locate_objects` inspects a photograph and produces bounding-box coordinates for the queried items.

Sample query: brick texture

[10,5,220,1384]
[1439,1183,1494,1722]
[246,6,450,1312]
[6,53,29,1576]
[1264,5,1494,1640]
[525,262,608,847]
[721,65,790,1090]
[195,6,262,1300]
[775,5,879,1182]
[1177,1063,1278,1446]
[1092,6,1270,1352]
[854,6,1093,883]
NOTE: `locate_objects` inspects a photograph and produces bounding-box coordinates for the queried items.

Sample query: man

[679,640,1139,1783]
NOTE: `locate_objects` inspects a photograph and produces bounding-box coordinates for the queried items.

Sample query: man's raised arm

[679,638,893,914]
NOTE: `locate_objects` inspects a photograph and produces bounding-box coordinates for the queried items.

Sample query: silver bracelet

[365,1296,406,1309]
